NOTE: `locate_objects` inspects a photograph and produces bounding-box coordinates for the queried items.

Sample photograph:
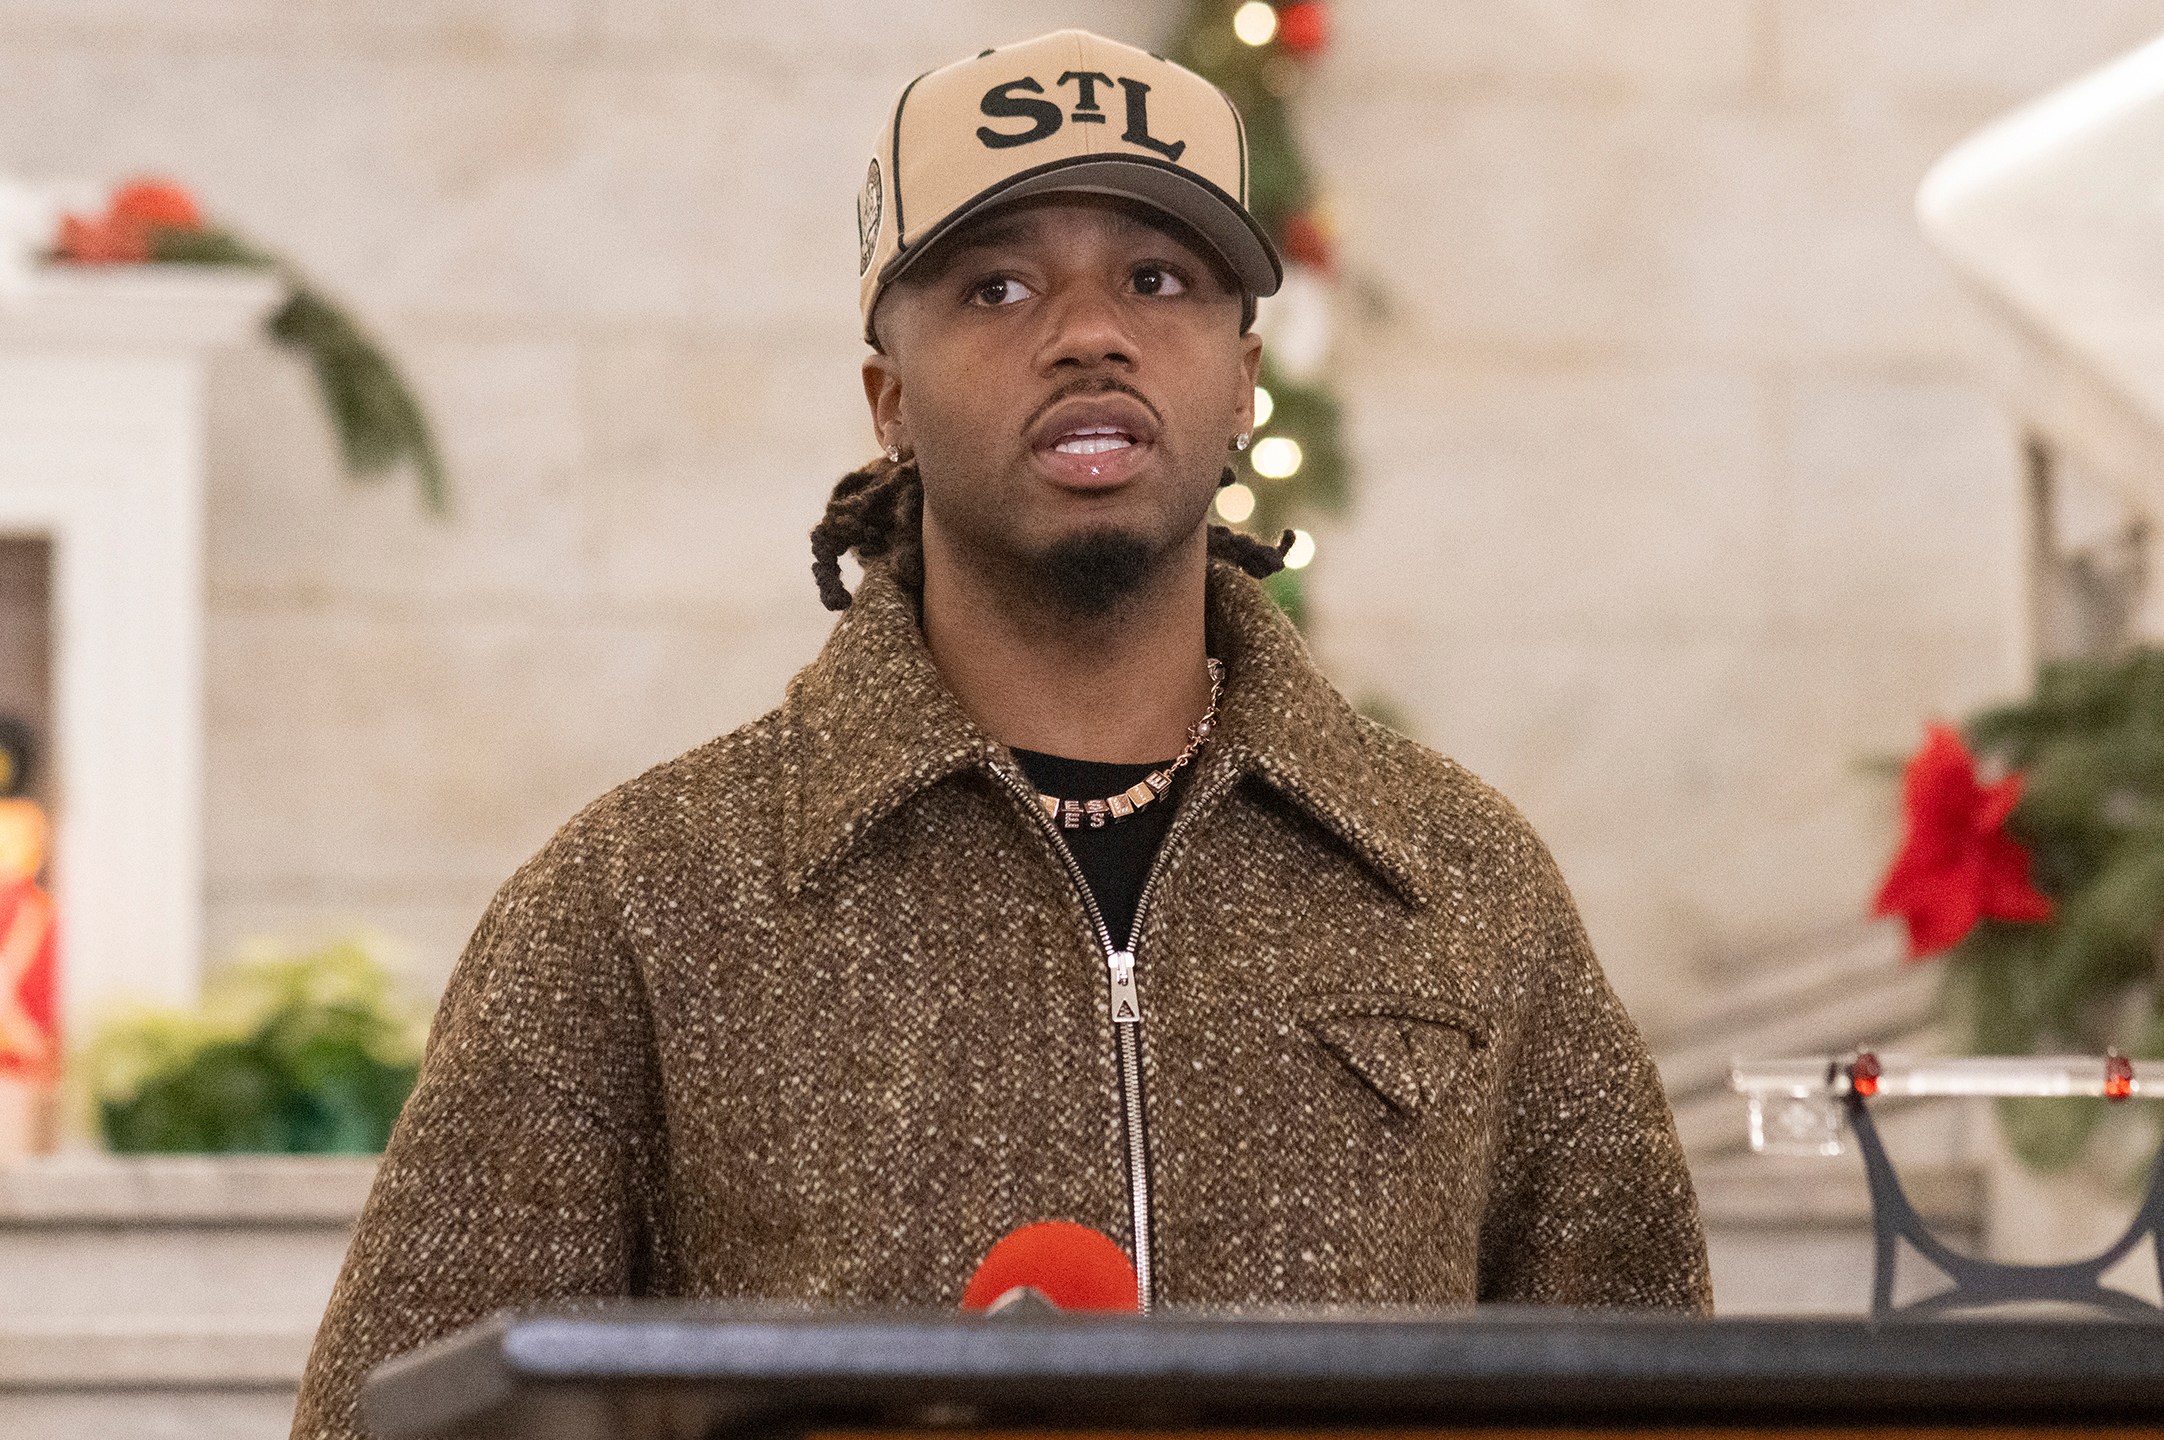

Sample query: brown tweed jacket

[292,559,1709,1439]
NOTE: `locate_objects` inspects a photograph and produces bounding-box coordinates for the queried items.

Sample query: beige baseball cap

[857,29,1282,344]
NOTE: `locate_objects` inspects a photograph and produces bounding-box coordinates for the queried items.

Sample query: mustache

[1021,376,1165,439]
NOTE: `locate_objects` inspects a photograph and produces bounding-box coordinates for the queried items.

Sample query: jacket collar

[780,561,1429,906]
[1197,563,1431,906]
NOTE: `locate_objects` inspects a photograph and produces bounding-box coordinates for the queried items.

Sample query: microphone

[959,1221,1140,1313]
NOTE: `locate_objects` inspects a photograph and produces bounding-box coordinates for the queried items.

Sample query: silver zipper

[1107,951,1140,1024]
[996,763,1237,1314]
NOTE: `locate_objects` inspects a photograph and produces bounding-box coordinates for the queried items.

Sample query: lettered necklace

[1034,659,1224,830]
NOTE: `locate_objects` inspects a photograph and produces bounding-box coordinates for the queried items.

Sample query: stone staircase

[1659,924,1942,1159]
[0,1154,371,1440]
[1656,924,1989,1314]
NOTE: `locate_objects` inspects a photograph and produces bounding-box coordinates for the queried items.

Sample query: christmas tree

[1169,1,1346,624]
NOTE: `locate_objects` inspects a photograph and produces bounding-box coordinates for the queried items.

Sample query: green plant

[1934,647,2164,1169]
[83,939,425,1154]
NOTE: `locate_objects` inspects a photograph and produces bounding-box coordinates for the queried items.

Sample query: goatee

[1036,529,1161,619]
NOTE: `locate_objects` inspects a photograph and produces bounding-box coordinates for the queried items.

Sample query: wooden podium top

[361,1303,2164,1439]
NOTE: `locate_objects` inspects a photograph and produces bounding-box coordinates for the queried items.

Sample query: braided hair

[810,455,926,612]
[809,455,1291,612]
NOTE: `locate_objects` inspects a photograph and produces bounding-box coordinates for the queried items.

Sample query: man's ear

[1236,330,1263,430]
[862,352,904,453]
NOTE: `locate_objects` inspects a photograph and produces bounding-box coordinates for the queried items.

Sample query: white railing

[1730,1053,2146,1157]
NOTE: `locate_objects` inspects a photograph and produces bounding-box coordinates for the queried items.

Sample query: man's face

[863,195,1261,615]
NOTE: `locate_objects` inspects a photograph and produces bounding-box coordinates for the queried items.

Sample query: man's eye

[970,276,1035,307]
[1133,264,1188,297]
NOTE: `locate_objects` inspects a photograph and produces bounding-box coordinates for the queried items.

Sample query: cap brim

[875,154,1282,324]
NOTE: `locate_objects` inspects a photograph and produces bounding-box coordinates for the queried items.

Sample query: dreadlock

[1206,465,1298,578]
[810,455,925,612]
[810,457,1292,612]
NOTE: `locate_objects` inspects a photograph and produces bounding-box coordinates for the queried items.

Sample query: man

[293,30,1707,1440]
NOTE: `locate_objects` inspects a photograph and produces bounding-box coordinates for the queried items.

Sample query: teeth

[1054,432,1134,455]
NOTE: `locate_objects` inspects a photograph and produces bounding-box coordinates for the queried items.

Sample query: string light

[1250,435,1302,479]
[1232,2,1278,47]
[1283,528,1316,569]
[1252,385,1274,427]
[1214,482,1257,524]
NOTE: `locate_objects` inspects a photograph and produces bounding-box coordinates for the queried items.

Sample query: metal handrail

[1729,1051,2164,1317]
[1732,1053,2148,1103]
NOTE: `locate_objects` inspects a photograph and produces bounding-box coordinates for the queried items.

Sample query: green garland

[1942,647,2164,1169]
[48,177,448,515]
[151,227,449,513]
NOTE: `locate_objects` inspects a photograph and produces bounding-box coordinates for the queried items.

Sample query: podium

[362,1303,2164,1438]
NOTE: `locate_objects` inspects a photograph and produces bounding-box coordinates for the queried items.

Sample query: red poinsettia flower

[1873,723,2054,960]
[55,176,204,266]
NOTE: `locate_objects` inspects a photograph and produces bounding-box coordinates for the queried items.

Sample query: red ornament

[55,175,203,266]
[1280,209,1333,272]
[1848,1052,1882,1099]
[1276,1,1330,58]
[1872,723,2054,960]
[959,1221,1138,1312]
[2106,1052,2134,1102]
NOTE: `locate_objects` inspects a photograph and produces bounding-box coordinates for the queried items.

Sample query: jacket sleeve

[290,816,665,1440]
[1475,854,1711,1311]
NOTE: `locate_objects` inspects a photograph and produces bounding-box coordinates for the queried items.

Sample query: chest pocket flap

[1297,992,1484,1116]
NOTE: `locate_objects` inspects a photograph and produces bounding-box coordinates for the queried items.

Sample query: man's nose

[1039,281,1137,370]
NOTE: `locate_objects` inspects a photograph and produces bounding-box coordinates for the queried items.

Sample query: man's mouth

[1027,393,1160,489]
[1051,425,1138,457]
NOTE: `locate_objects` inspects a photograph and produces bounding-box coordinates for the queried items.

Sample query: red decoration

[109,179,203,232]
[1276,1,1330,58]
[2106,1052,2134,1102]
[0,880,55,1082]
[1849,1052,1881,1099]
[1280,209,1334,272]
[959,1220,1138,1312]
[56,213,150,265]
[1872,724,2054,960]
[0,792,57,1084]
[55,176,204,266]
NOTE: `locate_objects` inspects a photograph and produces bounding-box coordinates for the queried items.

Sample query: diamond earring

[885,444,903,463]
[1232,432,1251,452]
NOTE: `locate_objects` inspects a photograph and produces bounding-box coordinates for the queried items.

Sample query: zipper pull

[1106,950,1141,1025]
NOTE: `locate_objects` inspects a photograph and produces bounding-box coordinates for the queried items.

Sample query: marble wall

[3,1,2161,1025]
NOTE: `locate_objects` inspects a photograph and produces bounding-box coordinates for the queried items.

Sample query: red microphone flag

[959,1221,1139,1312]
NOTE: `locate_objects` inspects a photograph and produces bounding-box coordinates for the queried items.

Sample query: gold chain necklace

[1034,659,1224,830]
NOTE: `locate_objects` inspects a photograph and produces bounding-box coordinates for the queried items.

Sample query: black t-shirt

[1010,748,1185,951]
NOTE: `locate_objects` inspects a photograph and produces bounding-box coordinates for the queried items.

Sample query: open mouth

[1050,424,1138,457]
[1027,392,1160,488]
